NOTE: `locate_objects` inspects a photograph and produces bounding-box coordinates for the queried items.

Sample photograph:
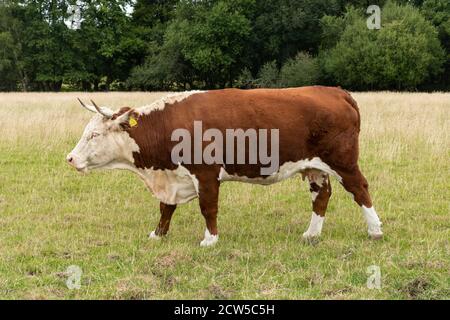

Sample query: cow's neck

[128,110,175,171]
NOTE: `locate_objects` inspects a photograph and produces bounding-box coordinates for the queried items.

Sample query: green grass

[0,92,449,299]
[0,139,448,300]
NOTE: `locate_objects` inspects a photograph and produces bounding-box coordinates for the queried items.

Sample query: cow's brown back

[128,86,361,176]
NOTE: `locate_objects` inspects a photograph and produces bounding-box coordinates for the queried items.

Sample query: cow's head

[66,99,139,173]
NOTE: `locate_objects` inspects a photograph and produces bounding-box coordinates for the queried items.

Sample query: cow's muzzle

[66,153,87,172]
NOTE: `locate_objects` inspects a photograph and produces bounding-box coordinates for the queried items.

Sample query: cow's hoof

[200,230,219,247]
[149,231,161,241]
[302,232,321,245]
[369,232,384,241]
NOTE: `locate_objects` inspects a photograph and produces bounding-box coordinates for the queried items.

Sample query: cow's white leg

[303,212,325,240]
[200,229,219,247]
[333,167,383,240]
[197,178,220,247]
[149,231,161,241]
[303,171,331,241]
[362,206,383,239]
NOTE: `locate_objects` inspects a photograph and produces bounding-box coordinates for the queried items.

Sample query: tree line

[0,0,448,92]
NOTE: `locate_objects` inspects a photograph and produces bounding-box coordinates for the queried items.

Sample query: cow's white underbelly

[219,157,342,185]
[135,158,341,205]
[137,166,199,205]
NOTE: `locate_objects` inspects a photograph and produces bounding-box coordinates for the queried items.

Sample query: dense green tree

[0,32,18,90]
[421,0,450,89]
[279,52,320,87]
[129,0,253,89]
[245,0,342,74]
[319,1,445,90]
[11,0,80,91]
[257,61,280,88]
[253,52,320,88]
[132,0,177,44]
[168,0,252,88]
[127,0,189,90]
[127,38,194,90]
[234,68,256,89]
[0,3,22,90]
[0,0,448,91]
[78,0,146,90]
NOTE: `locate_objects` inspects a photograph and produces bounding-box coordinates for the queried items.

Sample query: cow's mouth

[69,159,117,174]
[76,166,89,173]
[67,161,89,173]
[81,161,114,172]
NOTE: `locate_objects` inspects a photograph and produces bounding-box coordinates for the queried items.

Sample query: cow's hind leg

[149,202,177,240]
[303,170,332,241]
[335,166,383,240]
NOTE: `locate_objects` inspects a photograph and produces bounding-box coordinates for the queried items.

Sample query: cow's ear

[112,108,139,130]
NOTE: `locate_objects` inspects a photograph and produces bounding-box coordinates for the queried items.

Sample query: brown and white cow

[67,87,383,246]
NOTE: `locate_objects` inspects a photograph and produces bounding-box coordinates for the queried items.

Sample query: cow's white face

[67,102,139,173]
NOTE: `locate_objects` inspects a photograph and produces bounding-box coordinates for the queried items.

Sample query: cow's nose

[67,155,74,164]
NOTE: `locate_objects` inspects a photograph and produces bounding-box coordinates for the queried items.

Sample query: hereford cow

[67,87,383,246]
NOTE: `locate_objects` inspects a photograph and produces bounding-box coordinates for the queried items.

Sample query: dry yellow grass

[0,92,170,145]
[356,92,449,156]
[0,91,449,300]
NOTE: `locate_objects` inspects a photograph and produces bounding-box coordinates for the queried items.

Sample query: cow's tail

[342,89,361,131]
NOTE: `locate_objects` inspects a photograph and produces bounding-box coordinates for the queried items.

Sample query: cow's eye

[89,132,100,140]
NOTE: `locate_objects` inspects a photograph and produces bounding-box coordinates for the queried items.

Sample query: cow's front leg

[149,202,177,240]
[198,177,220,247]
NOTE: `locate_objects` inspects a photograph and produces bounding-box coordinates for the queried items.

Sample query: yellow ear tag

[129,117,138,128]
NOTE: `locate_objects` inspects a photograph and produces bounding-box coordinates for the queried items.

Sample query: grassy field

[0,91,449,300]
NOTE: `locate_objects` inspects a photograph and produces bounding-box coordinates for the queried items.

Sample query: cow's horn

[77,98,97,113]
[90,100,113,118]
